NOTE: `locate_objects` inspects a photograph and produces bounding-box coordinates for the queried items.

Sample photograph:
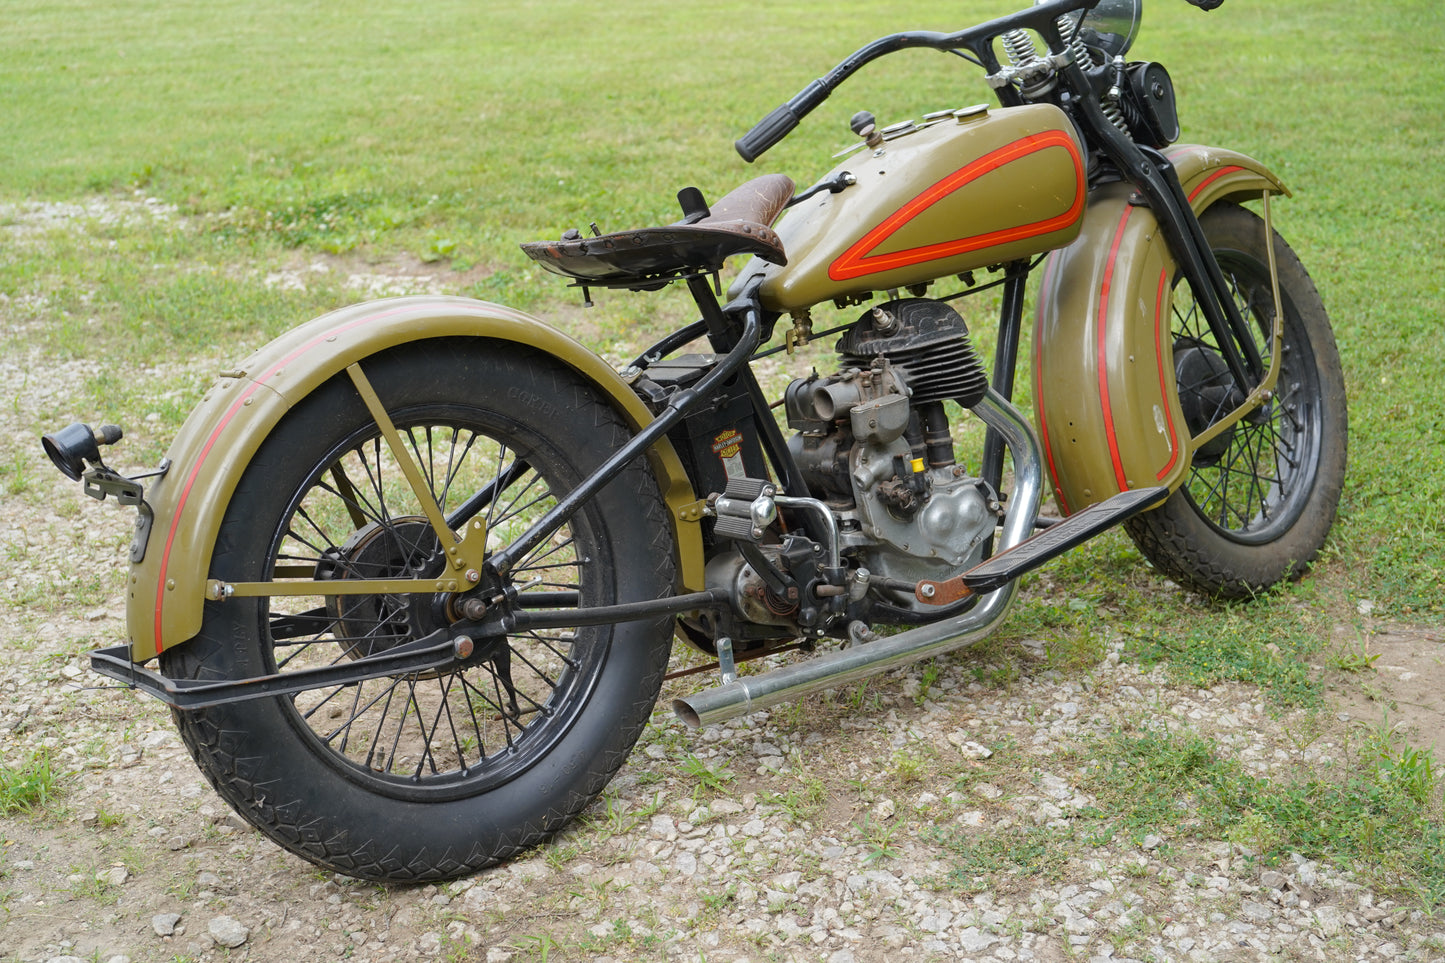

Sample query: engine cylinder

[838,299,988,407]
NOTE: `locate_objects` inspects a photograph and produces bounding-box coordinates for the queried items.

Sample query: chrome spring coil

[1057,15,1097,69]
[1000,28,1041,68]
[1101,96,1130,134]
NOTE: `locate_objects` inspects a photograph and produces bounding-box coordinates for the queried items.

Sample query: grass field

[4,0,1442,612]
[4,0,1445,909]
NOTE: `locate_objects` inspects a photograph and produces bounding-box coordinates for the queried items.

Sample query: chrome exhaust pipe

[673,390,1042,728]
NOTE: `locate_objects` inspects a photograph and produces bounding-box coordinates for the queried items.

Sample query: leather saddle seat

[520,173,794,288]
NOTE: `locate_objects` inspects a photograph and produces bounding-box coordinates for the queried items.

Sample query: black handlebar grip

[736,80,832,162]
[736,104,801,163]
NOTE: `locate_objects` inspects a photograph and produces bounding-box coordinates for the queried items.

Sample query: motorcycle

[43,0,1346,882]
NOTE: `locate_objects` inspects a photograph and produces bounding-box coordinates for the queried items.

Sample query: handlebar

[736,81,830,163]
[734,29,967,163]
[735,0,1220,162]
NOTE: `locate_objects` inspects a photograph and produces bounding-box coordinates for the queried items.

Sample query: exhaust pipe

[673,390,1042,728]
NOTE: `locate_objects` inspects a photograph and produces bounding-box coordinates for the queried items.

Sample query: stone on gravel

[208,916,249,948]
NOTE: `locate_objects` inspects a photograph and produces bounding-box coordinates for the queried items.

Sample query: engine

[786,298,1000,596]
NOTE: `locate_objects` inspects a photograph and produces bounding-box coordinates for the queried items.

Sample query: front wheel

[160,339,677,881]
[1125,203,1347,598]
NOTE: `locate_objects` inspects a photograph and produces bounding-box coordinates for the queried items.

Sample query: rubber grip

[736,80,831,162]
[736,104,800,163]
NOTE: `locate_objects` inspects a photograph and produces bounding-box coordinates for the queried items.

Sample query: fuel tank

[753,103,1086,312]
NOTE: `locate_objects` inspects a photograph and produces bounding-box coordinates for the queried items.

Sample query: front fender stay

[1033,144,1288,515]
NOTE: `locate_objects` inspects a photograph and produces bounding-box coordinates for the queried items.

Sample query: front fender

[127,296,704,660]
[1032,145,1288,515]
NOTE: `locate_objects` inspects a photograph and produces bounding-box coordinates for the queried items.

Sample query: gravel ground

[3,202,1444,963]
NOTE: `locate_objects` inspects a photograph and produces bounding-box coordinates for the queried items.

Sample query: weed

[763,773,828,824]
[914,662,943,706]
[928,824,1073,895]
[1372,737,1441,808]
[3,451,33,497]
[2,536,28,564]
[1227,811,1285,855]
[422,236,458,263]
[1104,908,1155,955]
[514,932,563,962]
[700,883,737,915]
[857,817,903,864]
[0,751,60,815]
[1329,632,1382,673]
[93,807,127,830]
[680,754,734,799]
[889,747,931,786]
[65,869,122,906]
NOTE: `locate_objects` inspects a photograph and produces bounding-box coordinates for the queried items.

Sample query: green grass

[931,723,1445,906]
[0,751,60,815]
[1085,726,1445,902]
[6,0,1437,615]
[3,0,1444,913]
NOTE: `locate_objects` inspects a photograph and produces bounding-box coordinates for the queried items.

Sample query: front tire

[161,339,676,881]
[1125,203,1347,598]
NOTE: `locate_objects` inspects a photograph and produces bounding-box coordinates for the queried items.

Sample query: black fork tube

[980,262,1031,495]
[1057,66,1266,390]
[1138,144,1267,381]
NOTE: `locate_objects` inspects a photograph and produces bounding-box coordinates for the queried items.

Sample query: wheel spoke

[256,408,606,791]
[1166,241,1326,546]
[160,347,677,881]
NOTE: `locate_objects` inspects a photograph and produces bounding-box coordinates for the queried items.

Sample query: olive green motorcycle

[44,0,1345,881]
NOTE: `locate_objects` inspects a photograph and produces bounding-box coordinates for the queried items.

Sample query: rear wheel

[1125,203,1347,597]
[161,339,676,881]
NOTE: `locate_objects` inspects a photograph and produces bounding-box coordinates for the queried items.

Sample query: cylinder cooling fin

[838,299,989,408]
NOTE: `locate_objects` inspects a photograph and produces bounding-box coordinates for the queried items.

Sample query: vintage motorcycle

[44,0,1345,881]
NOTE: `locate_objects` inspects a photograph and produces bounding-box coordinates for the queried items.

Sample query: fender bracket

[126,297,704,661]
[1032,145,1287,515]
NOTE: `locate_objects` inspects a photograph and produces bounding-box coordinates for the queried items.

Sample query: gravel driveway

[3,215,1443,961]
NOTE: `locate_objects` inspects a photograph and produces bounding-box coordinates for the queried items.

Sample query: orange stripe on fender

[829,130,1085,282]
[1096,206,1134,493]
[1096,217,1181,495]
[151,301,459,653]
[1186,165,1245,204]
[1152,267,1181,480]
[1033,252,1072,517]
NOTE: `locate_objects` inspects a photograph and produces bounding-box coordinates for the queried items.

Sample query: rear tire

[1124,203,1346,598]
[161,338,676,881]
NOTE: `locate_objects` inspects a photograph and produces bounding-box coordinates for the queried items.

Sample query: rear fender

[1032,145,1288,515]
[127,296,704,660]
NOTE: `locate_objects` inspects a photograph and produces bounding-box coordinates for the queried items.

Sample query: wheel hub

[1175,340,1244,465]
[313,516,516,672]
[315,517,448,660]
